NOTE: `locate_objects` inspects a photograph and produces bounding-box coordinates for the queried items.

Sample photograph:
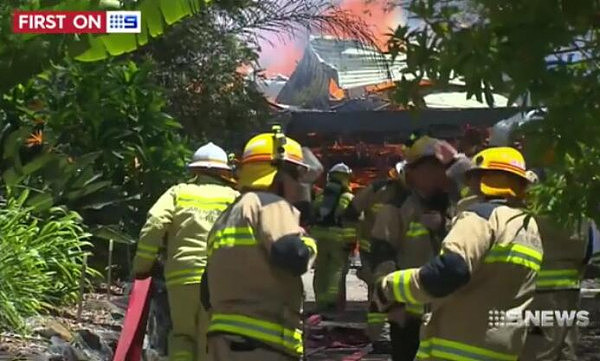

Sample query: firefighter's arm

[345,184,372,221]
[445,153,472,188]
[132,186,176,277]
[251,194,315,276]
[337,192,357,243]
[376,210,492,309]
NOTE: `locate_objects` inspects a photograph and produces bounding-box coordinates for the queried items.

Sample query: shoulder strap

[467,201,502,220]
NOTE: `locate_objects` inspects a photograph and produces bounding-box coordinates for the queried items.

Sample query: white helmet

[525,170,539,184]
[187,142,231,171]
[328,162,352,175]
[394,161,406,177]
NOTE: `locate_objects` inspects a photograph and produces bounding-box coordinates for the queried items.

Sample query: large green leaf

[73,0,211,61]
[0,0,214,92]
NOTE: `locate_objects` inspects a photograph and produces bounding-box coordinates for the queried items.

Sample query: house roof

[308,36,405,90]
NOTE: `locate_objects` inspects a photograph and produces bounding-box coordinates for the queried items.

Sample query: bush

[1,58,193,248]
[0,189,95,332]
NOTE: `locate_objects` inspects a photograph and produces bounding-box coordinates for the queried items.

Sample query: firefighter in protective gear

[369,136,462,360]
[519,169,595,361]
[201,125,317,361]
[132,142,240,361]
[375,146,543,361]
[311,162,356,314]
[342,162,409,351]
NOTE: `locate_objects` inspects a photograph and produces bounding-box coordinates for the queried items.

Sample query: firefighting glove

[373,276,394,313]
[270,234,311,276]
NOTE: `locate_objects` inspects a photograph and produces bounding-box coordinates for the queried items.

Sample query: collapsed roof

[276,36,404,108]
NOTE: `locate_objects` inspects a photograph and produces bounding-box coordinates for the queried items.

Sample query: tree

[0,0,237,93]
[386,0,600,226]
[140,0,376,149]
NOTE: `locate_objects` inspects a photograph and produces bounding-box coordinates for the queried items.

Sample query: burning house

[256,36,521,188]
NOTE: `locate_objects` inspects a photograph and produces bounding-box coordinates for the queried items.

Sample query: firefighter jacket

[378,200,543,361]
[370,192,440,315]
[204,191,317,357]
[310,183,356,244]
[349,179,407,252]
[132,177,239,287]
[535,217,589,291]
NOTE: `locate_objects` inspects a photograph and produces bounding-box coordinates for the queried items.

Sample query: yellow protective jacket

[380,201,543,361]
[132,177,239,287]
[370,193,438,316]
[205,191,317,357]
[310,187,356,244]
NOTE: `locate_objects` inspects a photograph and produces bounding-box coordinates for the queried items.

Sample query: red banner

[12,10,141,34]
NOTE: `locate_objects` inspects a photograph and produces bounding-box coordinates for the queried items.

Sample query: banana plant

[0,0,223,93]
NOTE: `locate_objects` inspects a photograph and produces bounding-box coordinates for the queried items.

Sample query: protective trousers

[519,290,580,361]
[390,314,421,361]
[360,252,390,346]
[313,237,350,312]
[167,283,206,361]
[207,334,298,361]
[367,302,390,345]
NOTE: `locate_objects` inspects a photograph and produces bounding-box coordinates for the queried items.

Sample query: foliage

[0,188,96,332]
[386,0,600,226]
[0,0,247,93]
[142,0,376,149]
[144,14,269,149]
[1,58,192,241]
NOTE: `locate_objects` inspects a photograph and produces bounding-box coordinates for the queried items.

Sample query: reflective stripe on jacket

[534,217,588,291]
[208,313,303,355]
[311,190,356,243]
[206,191,313,357]
[132,179,239,286]
[381,203,543,360]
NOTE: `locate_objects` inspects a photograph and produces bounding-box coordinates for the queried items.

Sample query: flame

[259,0,403,77]
[329,79,346,100]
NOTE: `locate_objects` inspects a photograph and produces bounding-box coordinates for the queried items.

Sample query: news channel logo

[106,11,141,33]
[488,309,590,328]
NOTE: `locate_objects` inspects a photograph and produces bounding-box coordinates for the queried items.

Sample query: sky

[257,0,405,77]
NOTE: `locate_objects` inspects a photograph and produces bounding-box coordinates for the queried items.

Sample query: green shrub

[0,189,95,332]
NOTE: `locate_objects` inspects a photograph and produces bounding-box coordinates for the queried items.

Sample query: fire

[259,0,403,77]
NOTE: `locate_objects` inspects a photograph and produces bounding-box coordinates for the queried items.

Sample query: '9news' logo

[106,11,140,33]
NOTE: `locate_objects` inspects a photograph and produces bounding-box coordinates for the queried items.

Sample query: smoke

[258,0,404,77]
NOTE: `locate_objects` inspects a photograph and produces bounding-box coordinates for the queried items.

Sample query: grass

[0,190,98,332]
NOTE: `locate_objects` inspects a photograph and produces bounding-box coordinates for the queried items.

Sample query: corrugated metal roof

[308,37,406,89]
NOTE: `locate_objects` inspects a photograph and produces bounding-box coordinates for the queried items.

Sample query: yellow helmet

[467,147,530,198]
[468,147,528,179]
[238,125,308,189]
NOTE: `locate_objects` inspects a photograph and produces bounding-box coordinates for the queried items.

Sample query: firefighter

[201,125,317,361]
[311,162,356,315]
[350,161,409,284]
[342,161,409,352]
[375,146,543,361]
[519,168,595,361]
[132,142,240,361]
[368,135,465,360]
